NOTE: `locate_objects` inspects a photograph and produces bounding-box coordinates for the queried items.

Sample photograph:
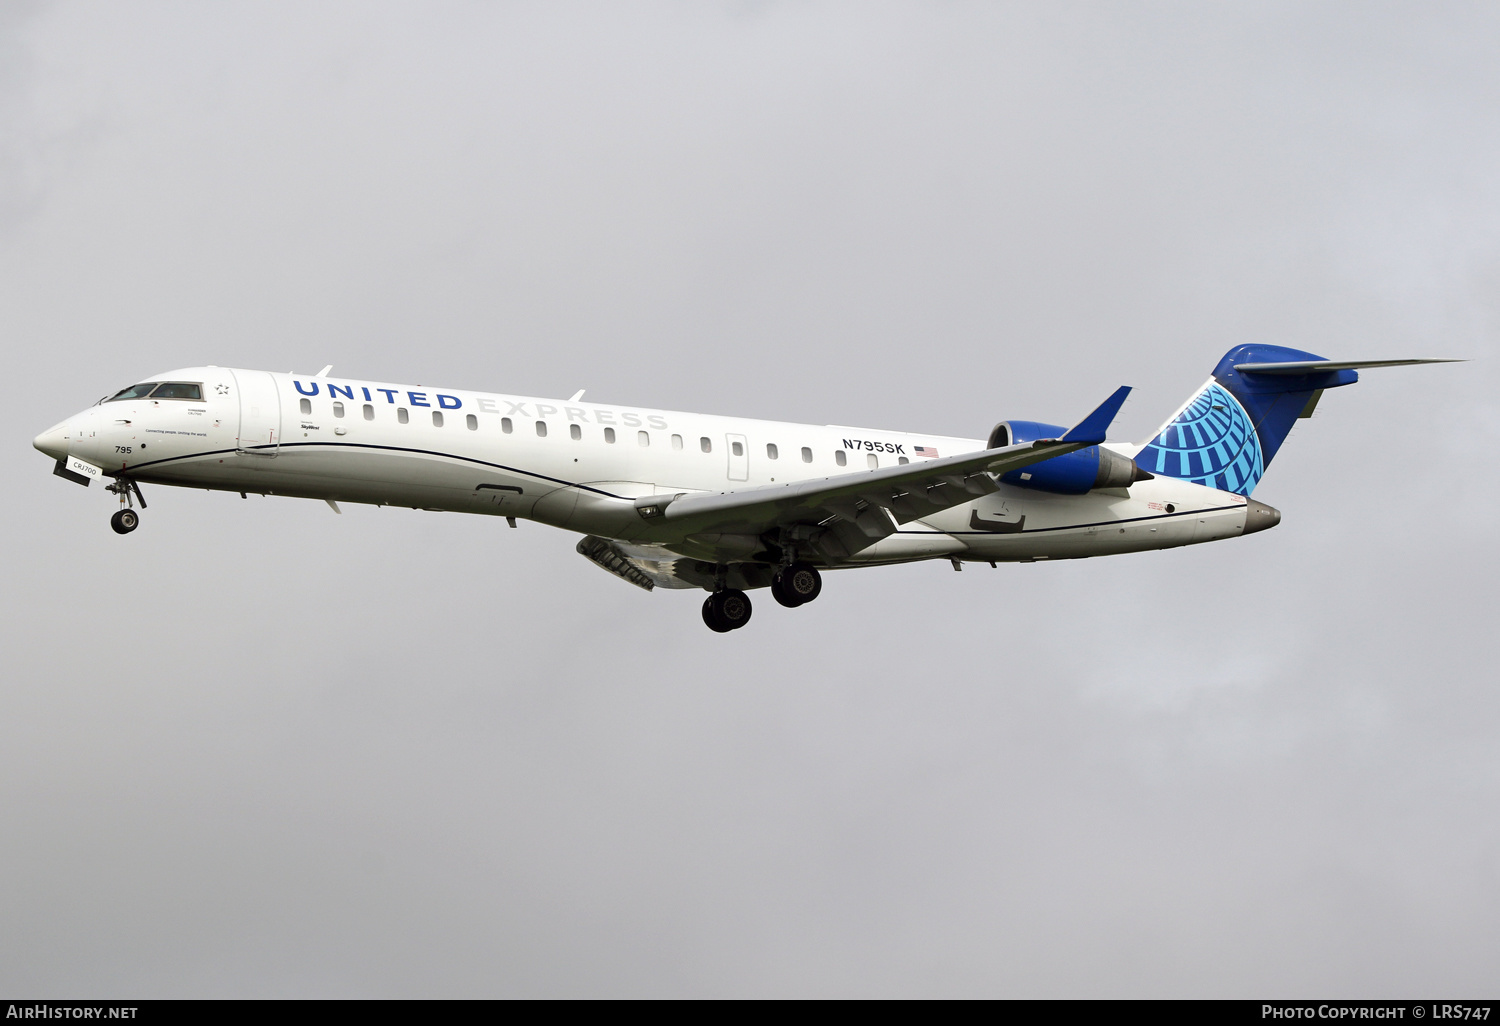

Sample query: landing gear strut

[106,477,146,534]
[702,589,753,632]
[771,562,822,608]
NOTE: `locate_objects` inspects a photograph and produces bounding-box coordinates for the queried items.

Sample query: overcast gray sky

[2,1,1497,998]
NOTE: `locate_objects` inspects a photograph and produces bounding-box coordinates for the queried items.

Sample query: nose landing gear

[106,478,146,534]
[110,508,139,534]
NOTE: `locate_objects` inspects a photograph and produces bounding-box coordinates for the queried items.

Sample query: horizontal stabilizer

[1059,385,1132,444]
[1234,358,1463,375]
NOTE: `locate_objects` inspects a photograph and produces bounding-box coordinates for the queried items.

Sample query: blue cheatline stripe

[938,502,1246,535]
[121,441,1250,541]
[111,441,633,500]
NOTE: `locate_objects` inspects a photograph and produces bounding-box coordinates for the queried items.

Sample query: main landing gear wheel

[110,509,139,535]
[702,589,753,632]
[771,562,822,607]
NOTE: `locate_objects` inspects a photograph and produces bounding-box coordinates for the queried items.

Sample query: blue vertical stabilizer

[1136,345,1359,496]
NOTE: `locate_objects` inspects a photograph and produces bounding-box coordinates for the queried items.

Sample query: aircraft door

[229,368,281,456]
[725,433,748,481]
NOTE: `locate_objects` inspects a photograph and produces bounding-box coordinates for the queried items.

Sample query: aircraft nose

[34,421,69,461]
[1242,498,1281,535]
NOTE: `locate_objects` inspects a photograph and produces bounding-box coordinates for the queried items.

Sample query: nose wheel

[106,478,146,534]
[702,589,753,632]
[771,562,822,607]
[110,508,139,534]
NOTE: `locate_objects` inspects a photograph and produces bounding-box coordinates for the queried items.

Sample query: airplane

[33,345,1457,632]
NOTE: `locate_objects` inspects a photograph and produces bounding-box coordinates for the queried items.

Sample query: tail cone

[1242,499,1281,535]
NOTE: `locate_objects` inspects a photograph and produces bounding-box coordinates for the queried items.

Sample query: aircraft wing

[636,386,1131,559]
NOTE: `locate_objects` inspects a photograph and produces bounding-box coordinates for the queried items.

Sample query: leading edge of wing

[654,386,1132,535]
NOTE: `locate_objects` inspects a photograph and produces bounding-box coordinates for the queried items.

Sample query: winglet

[1059,386,1132,444]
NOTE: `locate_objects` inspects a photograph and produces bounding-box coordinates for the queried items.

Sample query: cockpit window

[149,382,203,400]
[107,383,159,401]
[106,381,203,402]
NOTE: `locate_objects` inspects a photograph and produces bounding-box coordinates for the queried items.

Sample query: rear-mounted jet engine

[987,420,1152,494]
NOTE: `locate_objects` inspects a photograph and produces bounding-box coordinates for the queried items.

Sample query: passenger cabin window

[867,453,877,469]
[432,411,444,427]
[501,417,513,433]
[536,421,547,437]
[397,408,409,424]
[671,434,683,450]
[363,404,374,421]
[898,456,909,465]
[835,450,847,467]
[466,414,477,430]
[570,424,581,440]
[333,402,345,418]
[700,437,712,453]
[604,427,615,443]
[766,443,778,460]
[732,441,744,456]
[801,447,812,463]
[299,398,311,415]
[638,430,650,447]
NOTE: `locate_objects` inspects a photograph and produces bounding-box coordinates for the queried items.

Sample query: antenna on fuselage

[316,365,333,377]
[569,389,586,402]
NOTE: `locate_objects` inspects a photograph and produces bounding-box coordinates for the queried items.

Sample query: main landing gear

[771,561,822,608]
[701,563,824,632]
[106,478,146,535]
[702,589,753,633]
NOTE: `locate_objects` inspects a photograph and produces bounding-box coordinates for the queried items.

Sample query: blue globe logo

[1138,382,1263,495]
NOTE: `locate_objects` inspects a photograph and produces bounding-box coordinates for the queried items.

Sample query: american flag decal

[914,446,939,458]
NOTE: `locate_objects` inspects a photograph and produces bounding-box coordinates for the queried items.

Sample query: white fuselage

[45,366,1257,571]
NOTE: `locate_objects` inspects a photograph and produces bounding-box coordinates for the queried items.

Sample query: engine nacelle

[987,420,1152,494]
